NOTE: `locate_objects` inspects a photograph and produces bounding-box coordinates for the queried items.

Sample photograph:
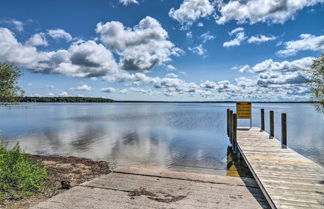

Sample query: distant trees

[20,97,114,103]
[308,54,324,113]
[0,63,24,105]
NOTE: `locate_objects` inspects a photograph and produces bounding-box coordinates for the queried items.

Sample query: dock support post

[227,109,230,137]
[233,113,238,154]
[261,109,265,131]
[281,113,287,148]
[269,111,274,138]
[229,110,233,144]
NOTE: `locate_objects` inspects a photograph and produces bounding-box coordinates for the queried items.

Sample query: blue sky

[0,0,324,101]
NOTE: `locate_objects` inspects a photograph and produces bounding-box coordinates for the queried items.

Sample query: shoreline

[1,154,110,209]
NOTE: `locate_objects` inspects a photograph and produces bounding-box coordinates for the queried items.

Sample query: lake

[0,103,323,175]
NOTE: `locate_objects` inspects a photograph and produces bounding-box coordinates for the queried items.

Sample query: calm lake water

[0,103,323,174]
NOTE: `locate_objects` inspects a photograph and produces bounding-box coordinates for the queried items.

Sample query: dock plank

[237,127,324,209]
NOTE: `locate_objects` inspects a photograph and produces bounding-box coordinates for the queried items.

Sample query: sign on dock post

[236,102,252,128]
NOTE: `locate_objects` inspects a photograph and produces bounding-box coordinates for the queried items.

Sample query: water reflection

[226,146,252,177]
[0,103,323,175]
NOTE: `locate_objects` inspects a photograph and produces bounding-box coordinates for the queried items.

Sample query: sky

[0,0,324,101]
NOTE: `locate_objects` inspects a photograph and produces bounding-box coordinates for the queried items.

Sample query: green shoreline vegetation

[0,143,47,203]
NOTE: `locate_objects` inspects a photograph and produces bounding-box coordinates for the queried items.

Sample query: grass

[0,143,47,203]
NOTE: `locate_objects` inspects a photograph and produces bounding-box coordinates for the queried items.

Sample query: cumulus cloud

[277,34,324,56]
[0,27,119,77]
[223,28,246,47]
[48,29,72,41]
[0,27,40,67]
[188,44,206,56]
[59,91,69,97]
[1,17,182,79]
[119,0,138,5]
[96,16,181,71]
[236,65,251,73]
[102,62,313,100]
[120,87,153,95]
[200,31,215,43]
[248,35,276,44]
[70,84,92,91]
[101,87,116,93]
[249,57,314,73]
[216,0,324,25]
[234,57,315,88]
[25,33,48,46]
[169,0,214,26]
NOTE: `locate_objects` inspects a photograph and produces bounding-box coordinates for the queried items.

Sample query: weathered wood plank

[237,127,324,209]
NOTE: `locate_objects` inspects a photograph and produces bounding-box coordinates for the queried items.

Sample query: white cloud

[166,73,178,78]
[166,64,176,71]
[27,82,33,86]
[188,44,206,56]
[11,19,24,32]
[249,57,315,73]
[234,57,315,88]
[101,87,116,93]
[66,40,118,77]
[25,33,48,46]
[169,0,214,26]
[59,91,69,97]
[96,16,182,71]
[71,84,92,91]
[48,93,54,96]
[197,22,204,27]
[0,27,40,67]
[248,35,276,44]
[223,30,246,47]
[228,27,244,36]
[186,31,192,38]
[48,29,72,41]
[216,0,324,24]
[200,31,215,43]
[102,62,313,100]
[0,19,24,32]
[277,34,324,56]
[0,27,118,78]
[119,0,138,5]
[237,65,251,73]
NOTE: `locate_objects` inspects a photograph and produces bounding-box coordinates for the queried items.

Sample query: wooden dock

[237,127,324,209]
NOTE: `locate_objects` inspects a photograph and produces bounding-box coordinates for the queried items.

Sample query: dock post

[261,109,265,131]
[270,111,274,138]
[229,110,233,144]
[227,109,230,137]
[281,113,287,148]
[233,113,237,154]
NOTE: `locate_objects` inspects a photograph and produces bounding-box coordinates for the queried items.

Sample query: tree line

[20,96,114,103]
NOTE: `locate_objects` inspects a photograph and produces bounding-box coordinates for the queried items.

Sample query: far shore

[5,96,320,104]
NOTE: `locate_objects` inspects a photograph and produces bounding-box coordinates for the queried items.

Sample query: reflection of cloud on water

[14,122,173,169]
[4,103,233,173]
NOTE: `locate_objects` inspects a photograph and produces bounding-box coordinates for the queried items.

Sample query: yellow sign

[236,102,252,119]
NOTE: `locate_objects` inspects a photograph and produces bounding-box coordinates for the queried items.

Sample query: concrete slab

[30,167,270,209]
